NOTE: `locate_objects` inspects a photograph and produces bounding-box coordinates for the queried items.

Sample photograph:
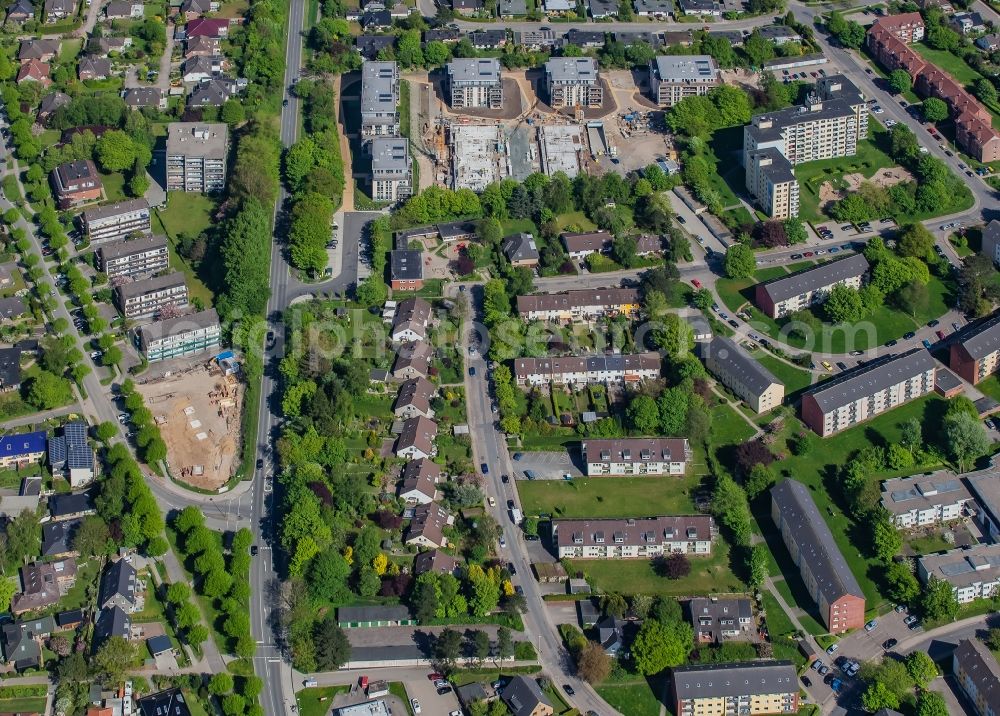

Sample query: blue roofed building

[0,431,46,469]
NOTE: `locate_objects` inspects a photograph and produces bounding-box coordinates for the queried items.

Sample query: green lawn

[760,394,947,609]
[555,210,597,232]
[716,270,952,353]
[785,260,816,273]
[0,698,47,712]
[913,42,982,86]
[906,532,954,555]
[760,590,797,638]
[296,687,349,716]
[752,351,813,395]
[101,172,128,203]
[795,133,896,223]
[155,192,218,238]
[709,402,756,446]
[975,375,1000,403]
[571,540,746,596]
[517,474,700,519]
[595,679,666,716]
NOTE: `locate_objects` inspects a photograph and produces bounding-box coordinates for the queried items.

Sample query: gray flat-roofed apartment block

[447,58,503,108]
[165,122,228,193]
[701,336,784,412]
[918,544,1000,601]
[749,147,795,183]
[369,137,412,202]
[545,57,602,108]
[771,478,866,632]
[965,458,1000,540]
[649,55,719,107]
[360,61,399,139]
[81,198,151,244]
[881,472,972,527]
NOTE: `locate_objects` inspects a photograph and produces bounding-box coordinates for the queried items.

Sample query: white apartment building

[114,272,189,320]
[801,348,937,437]
[648,55,720,107]
[136,309,222,362]
[754,254,870,318]
[545,57,603,108]
[582,438,692,476]
[97,235,169,279]
[553,516,715,559]
[513,352,660,386]
[165,122,228,193]
[743,76,867,218]
[360,61,400,139]
[881,473,974,528]
[745,148,800,220]
[369,137,412,203]
[918,544,1000,603]
[80,198,151,245]
[515,288,640,322]
[447,58,503,108]
[672,662,800,716]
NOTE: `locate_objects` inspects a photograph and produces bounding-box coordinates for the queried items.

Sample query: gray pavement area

[512,449,579,479]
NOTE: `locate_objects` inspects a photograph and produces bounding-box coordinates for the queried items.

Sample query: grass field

[760,590,797,638]
[296,687,349,716]
[752,351,813,394]
[517,474,700,518]
[571,540,746,596]
[760,394,947,609]
[156,192,217,237]
[595,678,666,716]
[913,42,982,86]
[0,698,47,712]
[794,134,896,223]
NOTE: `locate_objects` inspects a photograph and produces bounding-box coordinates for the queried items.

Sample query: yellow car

[821,361,833,371]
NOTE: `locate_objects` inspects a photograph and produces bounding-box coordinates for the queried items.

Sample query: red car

[427,673,443,682]
[936,330,946,340]
[803,251,814,257]
[691,279,702,288]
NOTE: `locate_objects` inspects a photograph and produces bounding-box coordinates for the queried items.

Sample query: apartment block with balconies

[165,122,228,193]
[360,61,400,140]
[447,58,503,108]
[545,57,603,108]
[114,272,188,320]
[97,235,169,279]
[80,199,151,245]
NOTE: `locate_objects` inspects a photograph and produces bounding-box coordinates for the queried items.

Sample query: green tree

[897,222,935,259]
[314,613,351,670]
[627,395,660,434]
[497,626,514,662]
[221,99,246,125]
[921,575,959,622]
[872,514,902,562]
[922,97,949,123]
[93,637,140,681]
[861,682,900,713]
[209,673,234,695]
[889,69,912,94]
[745,464,776,500]
[27,371,72,409]
[724,244,755,279]
[95,421,117,442]
[916,692,949,716]
[884,561,920,604]
[944,411,991,471]
[824,285,866,322]
[631,618,692,675]
[748,544,768,590]
[896,281,929,318]
[95,130,137,172]
[906,651,938,688]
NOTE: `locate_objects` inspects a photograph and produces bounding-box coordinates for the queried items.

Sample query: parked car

[865,619,878,632]
[563,685,576,696]
[821,361,833,371]
[903,331,916,340]
[922,339,932,349]
[811,660,823,671]
[936,330,946,340]
[691,278,702,288]
[882,638,898,650]
[904,615,919,626]
[826,644,839,655]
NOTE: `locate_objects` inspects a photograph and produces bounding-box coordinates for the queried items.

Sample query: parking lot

[511,450,581,479]
[405,675,461,715]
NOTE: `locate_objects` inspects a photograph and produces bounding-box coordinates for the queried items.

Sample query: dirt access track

[135,363,243,491]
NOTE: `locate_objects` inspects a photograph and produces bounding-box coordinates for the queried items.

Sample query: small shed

[533,562,567,583]
[367,680,390,699]
[147,634,173,657]
[568,578,591,594]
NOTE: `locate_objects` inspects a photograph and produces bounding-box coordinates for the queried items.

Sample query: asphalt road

[459,285,622,716]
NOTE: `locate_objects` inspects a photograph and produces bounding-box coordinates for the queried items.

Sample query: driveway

[405,676,461,715]
[512,450,580,479]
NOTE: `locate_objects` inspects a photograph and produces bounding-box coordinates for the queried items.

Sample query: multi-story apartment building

[447,58,503,109]
[390,248,423,291]
[51,160,103,209]
[953,638,1000,716]
[745,148,799,219]
[950,311,1000,384]
[868,15,1000,161]
[369,137,412,203]
[981,220,1000,265]
[702,336,784,414]
[136,309,222,362]
[545,57,603,108]
[515,288,640,321]
[966,461,1000,542]
[880,472,974,528]
[114,272,189,320]
[97,235,169,279]
[688,598,755,644]
[743,76,867,217]
[870,10,925,43]
[165,123,228,193]
[754,254,870,318]
[0,431,46,469]
[582,437,692,476]
[80,199,151,245]
[918,544,1000,603]
[771,479,866,633]
[648,55,719,107]
[512,352,660,387]
[553,515,715,559]
[671,661,799,716]
[360,61,400,139]
[801,348,937,437]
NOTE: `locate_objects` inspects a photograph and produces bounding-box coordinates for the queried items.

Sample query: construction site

[135,354,244,492]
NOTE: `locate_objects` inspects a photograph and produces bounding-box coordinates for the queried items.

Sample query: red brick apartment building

[867,14,1000,161]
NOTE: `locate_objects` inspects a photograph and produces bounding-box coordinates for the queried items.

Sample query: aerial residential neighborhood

[1,0,1000,712]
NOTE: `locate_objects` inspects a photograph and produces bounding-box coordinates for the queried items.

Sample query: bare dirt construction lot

[819,166,912,203]
[135,364,243,491]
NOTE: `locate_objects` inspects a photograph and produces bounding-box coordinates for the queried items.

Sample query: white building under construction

[538,124,583,178]
[449,124,507,192]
